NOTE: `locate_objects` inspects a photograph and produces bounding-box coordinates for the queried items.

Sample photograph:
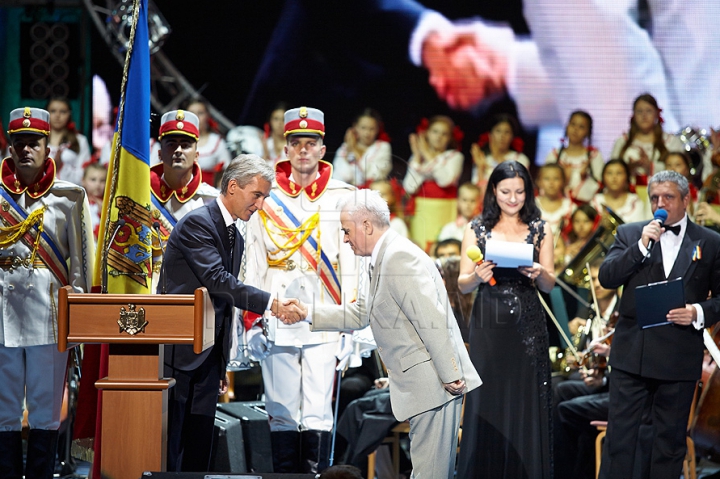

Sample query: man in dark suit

[598,170,720,478]
[161,154,305,472]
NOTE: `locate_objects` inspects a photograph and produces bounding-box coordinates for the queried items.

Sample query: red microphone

[467,245,496,286]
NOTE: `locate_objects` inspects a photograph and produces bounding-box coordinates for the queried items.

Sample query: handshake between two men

[270,297,308,324]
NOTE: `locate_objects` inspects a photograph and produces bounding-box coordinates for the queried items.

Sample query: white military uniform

[244,160,358,432]
[0,157,94,430]
[150,161,218,289]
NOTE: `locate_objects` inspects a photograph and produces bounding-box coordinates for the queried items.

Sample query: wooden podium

[58,286,214,479]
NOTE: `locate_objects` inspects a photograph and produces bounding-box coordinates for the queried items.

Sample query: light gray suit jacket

[312,230,482,421]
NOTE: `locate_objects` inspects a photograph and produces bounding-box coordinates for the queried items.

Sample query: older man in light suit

[299,189,481,478]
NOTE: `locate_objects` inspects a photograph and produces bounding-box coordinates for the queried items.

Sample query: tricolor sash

[151,194,178,229]
[0,187,69,285]
[264,190,342,305]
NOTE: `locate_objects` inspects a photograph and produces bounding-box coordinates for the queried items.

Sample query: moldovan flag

[72,0,153,475]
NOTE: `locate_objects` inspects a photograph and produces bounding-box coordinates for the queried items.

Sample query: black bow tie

[664,224,681,236]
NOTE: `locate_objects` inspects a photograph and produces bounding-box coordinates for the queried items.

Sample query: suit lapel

[667,223,701,281]
[208,201,233,269]
[367,230,397,318]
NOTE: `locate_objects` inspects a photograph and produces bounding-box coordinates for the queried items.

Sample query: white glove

[335,333,355,371]
[247,326,272,361]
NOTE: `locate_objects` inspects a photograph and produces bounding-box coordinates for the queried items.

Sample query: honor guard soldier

[0,107,94,479]
[244,107,360,473]
[150,110,218,284]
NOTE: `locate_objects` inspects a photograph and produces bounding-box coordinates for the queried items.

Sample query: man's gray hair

[221,154,275,193]
[648,170,690,198]
[337,189,391,227]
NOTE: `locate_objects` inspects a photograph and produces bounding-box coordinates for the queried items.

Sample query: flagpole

[100,0,142,291]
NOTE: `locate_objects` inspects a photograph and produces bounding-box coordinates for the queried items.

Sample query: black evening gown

[457,218,553,478]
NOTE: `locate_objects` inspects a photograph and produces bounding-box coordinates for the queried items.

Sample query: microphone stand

[101,219,126,294]
[153,222,167,294]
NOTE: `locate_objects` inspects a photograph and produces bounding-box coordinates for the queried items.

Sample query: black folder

[634,277,686,329]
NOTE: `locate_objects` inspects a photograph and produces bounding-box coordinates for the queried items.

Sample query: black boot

[301,430,331,474]
[25,429,59,479]
[271,431,301,473]
[0,431,23,479]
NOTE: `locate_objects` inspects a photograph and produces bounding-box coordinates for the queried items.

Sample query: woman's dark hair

[537,163,567,189]
[269,101,291,122]
[555,110,596,181]
[665,151,693,178]
[568,203,598,242]
[601,158,631,193]
[481,160,541,230]
[45,96,80,153]
[354,107,383,126]
[619,93,668,163]
[564,110,593,146]
[481,113,520,155]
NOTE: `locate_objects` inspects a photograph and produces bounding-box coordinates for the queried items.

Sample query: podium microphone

[152,221,168,294]
[101,219,126,294]
[645,208,668,257]
[467,245,496,286]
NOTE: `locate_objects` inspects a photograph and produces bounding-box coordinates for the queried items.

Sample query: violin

[578,319,617,372]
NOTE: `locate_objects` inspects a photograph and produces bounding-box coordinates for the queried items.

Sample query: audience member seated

[437,182,481,242]
[47,97,91,186]
[433,238,461,259]
[185,99,232,186]
[333,108,392,187]
[470,114,529,193]
[544,110,604,203]
[435,255,473,343]
[610,93,683,192]
[590,159,650,223]
[261,102,289,166]
[664,151,698,217]
[402,115,464,252]
[563,204,599,268]
[535,163,575,273]
[81,162,107,241]
[369,179,408,237]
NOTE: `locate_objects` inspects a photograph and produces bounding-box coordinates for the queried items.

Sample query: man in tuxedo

[598,170,720,478]
[300,189,482,478]
[161,154,305,472]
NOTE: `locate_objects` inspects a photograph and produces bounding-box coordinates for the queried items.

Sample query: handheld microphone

[101,218,126,294]
[152,221,168,294]
[645,209,668,254]
[467,245,496,286]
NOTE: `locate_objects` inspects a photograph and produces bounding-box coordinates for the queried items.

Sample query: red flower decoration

[66,121,77,133]
[263,122,270,139]
[657,107,664,125]
[452,125,464,151]
[511,137,524,153]
[477,132,490,148]
[207,116,220,133]
[377,123,391,143]
[416,118,430,135]
[388,177,405,203]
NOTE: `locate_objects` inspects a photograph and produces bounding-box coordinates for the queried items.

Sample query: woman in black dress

[457,161,556,478]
